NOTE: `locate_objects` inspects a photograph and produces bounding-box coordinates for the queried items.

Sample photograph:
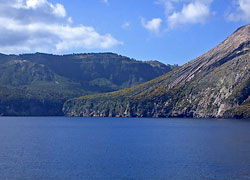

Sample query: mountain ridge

[63,24,250,118]
[0,52,176,116]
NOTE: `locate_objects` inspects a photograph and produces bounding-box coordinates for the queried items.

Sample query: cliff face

[63,24,250,118]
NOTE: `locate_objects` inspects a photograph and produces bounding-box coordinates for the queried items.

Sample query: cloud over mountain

[0,0,122,54]
[156,0,213,29]
[227,0,250,22]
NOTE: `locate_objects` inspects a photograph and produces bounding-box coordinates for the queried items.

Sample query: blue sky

[0,0,249,65]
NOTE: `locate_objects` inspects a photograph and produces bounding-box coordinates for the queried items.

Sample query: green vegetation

[0,52,176,116]
[224,104,250,118]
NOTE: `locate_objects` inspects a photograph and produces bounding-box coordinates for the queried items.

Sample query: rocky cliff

[63,24,250,119]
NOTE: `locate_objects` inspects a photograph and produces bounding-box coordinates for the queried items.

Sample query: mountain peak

[225,24,250,48]
[234,24,250,34]
[164,25,250,88]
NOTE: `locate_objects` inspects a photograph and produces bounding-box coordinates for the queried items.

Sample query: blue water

[0,117,249,180]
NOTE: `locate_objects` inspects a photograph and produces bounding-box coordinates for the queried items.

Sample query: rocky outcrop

[63,24,250,119]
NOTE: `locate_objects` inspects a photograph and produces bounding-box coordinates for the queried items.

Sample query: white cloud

[142,18,162,34]
[168,1,211,29]
[0,0,122,54]
[227,0,250,21]
[122,22,130,29]
[67,17,73,24]
[156,0,213,29]
[53,3,66,17]
[102,0,108,4]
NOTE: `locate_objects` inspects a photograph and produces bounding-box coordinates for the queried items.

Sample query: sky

[0,0,249,65]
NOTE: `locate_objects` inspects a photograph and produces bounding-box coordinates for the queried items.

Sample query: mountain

[0,53,176,116]
[63,24,250,119]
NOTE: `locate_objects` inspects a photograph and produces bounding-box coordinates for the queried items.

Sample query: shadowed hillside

[0,53,176,116]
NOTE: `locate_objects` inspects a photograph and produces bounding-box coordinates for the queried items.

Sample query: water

[0,117,249,180]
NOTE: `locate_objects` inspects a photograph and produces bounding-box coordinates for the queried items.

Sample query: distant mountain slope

[0,53,175,115]
[63,24,250,119]
[3,53,176,92]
